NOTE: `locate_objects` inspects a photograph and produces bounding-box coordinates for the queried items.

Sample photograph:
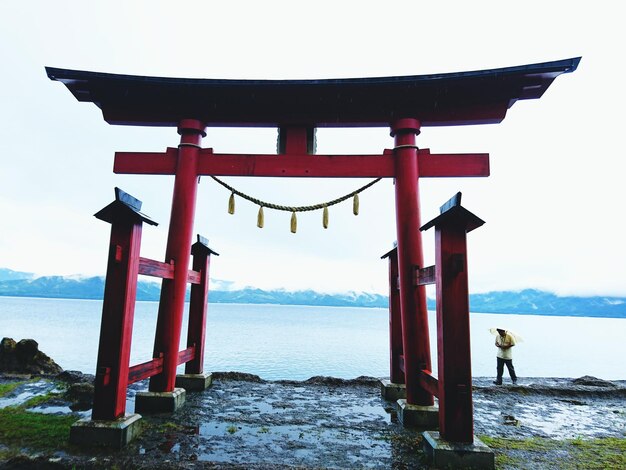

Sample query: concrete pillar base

[176,373,212,391]
[379,379,406,402]
[134,387,186,414]
[397,398,439,428]
[69,413,142,448]
[423,431,494,469]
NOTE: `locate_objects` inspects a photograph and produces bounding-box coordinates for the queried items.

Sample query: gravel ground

[1,373,625,469]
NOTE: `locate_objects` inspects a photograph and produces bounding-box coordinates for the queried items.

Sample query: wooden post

[382,247,404,384]
[150,119,206,392]
[392,118,433,406]
[185,235,218,375]
[91,189,157,420]
[421,193,485,443]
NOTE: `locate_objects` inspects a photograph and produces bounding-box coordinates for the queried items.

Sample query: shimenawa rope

[211,175,381,233]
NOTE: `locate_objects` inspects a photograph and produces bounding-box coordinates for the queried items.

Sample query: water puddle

[195,421,393,466]
[330,399,392,423]
[28,405,76,415]
[1,379,90,417]
[231,400,275,414]
[0,380,59,408]
[515,401,607,439]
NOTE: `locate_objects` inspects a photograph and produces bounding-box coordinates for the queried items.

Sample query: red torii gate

[115,117,490,404]
[47,57,579,445]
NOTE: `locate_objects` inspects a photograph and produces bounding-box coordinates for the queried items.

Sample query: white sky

[0,1,624,297]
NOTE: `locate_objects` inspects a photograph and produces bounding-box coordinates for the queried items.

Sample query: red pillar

[436,226,473,442]
[392,118,433,406]
[150,119,206,392]
[421,194,484,443]
[383,247,404,384]
[185,236,217,375]
[92,189,156,420]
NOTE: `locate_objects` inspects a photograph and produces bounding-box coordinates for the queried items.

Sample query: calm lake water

[1,296,624,380]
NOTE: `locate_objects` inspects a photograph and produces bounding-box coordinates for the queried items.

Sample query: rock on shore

[0,337,62,375]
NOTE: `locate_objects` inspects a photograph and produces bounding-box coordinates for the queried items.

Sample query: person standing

[493,328,518,385]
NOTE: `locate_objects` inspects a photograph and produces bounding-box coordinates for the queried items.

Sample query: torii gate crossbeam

[114,148,489,178]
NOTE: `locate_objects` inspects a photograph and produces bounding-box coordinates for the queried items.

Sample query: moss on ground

[566,437,626,469]
[156,421,186,433]
[481,435,560,451]
[0,407,78,450]
[481,435,626,469]
[0,380,26,397]
[22,390,63,408]
[0,379,78,453]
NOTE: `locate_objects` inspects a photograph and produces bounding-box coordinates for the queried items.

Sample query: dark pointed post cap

[94,187,158,226]
[191,234,219,256]
[420,192,485,233]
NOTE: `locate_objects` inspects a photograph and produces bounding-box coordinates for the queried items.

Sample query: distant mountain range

[0,268,387,308]
[1,268,625,318]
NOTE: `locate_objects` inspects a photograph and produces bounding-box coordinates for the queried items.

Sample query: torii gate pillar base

[423,431,494,469]
[69,413,142,449]
[135,388,186,414]
[397,399,439,428]
[176,373,213,392]
[379,379,406,402]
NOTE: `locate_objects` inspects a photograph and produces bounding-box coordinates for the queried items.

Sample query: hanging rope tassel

[322,205,329,229]
[290,211,297,233]
[257,206,264,228]
[228,192,235,214]
[353,193,359,216]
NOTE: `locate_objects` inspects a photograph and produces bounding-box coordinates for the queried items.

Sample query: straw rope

[210,175,382,233]
[210,176,381,213]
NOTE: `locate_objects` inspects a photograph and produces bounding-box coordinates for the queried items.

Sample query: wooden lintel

[177,346,195,365]
[114,148,178,174]
[196,151,394,177]
[418,369,439,398]
[138,258,201,284]
[139,257,175,280]
[187,270,201,285]
[418,150,490,178]
[415,265,437,286]
[128,357,164,384]
[114,148,489,179]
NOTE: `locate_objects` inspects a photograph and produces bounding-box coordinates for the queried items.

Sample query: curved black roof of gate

[46,57,580,128]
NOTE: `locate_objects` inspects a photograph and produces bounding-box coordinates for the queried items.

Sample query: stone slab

[423,431,495,469]
[135,387,186,414]
[69,413,142,448]
[176,373,212,391]
[379,379,406,402]
[397,398,439,429]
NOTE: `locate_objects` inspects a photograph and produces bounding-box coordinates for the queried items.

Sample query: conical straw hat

[489,327,523,343]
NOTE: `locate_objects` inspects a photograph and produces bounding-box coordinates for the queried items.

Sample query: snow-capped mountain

[1,269,625,317]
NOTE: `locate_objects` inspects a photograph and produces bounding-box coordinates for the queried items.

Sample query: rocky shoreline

[1,338,624,468]
[1,372,625,469]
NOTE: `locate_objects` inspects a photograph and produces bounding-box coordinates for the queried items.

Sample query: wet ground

[472,377,625,440]
[132,375,422,468]
[1,373,625,468]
